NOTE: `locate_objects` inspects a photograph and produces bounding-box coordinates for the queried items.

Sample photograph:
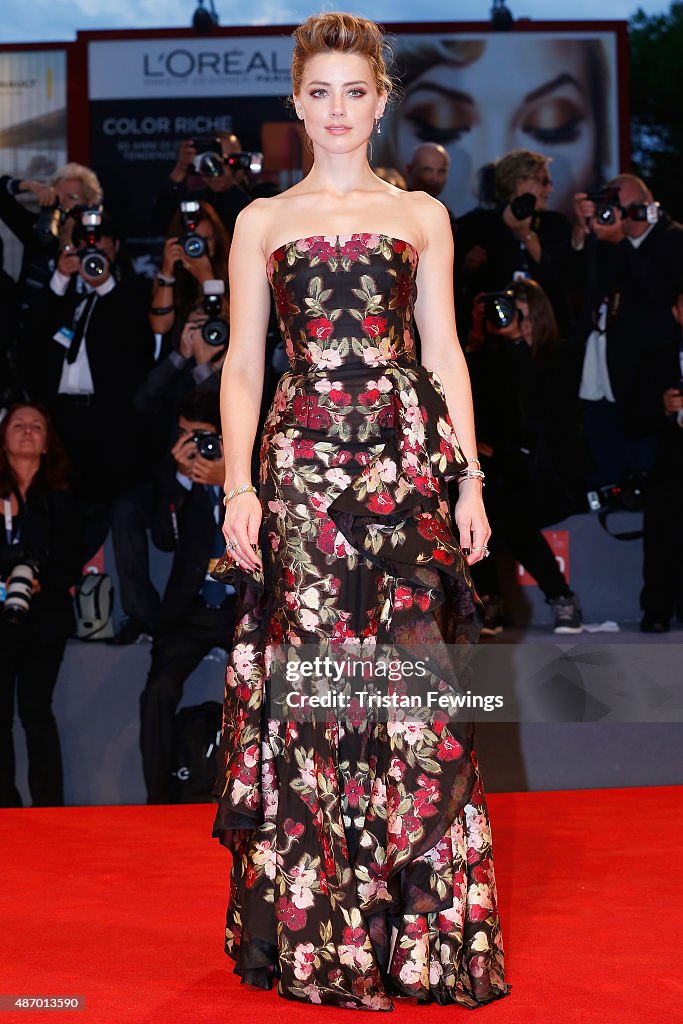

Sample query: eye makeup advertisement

[375,29,622,218]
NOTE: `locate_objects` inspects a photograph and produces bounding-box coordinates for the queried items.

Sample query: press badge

[53,326,74,349]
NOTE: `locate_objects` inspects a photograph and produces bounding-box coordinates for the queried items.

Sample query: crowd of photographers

[0,132,682,806]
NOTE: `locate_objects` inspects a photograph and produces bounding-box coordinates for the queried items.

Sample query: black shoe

[551,594,583,634]
[480,596,504,636]
[640,613,670,634]
[106,618,153,645]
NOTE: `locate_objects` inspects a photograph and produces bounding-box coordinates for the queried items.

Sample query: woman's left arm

[413,199,490,565]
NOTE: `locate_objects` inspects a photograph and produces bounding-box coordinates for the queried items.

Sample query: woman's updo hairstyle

[291,12,394,98]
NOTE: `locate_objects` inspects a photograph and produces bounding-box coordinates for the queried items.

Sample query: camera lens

[183,234,206,259]
[4,564,35,623]
[81,252,107,277]
[193,432,222,461]
[484,293,517,328]
[202,318,228,347]
[196,153,222,178]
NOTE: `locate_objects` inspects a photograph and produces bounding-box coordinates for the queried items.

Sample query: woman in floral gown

[212,11,510,1011]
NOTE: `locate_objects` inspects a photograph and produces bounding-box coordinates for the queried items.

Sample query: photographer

[455,149,572,338]
[107,301,229,645]
[149,201,230,349]
[0,164,103,337]
[139,390,236,803]
[467,280,586,633]
[25,211,155,559]
[155,131,251,239]
[573,174,683,488]
[632,280,683,633]
[0,403,81,807]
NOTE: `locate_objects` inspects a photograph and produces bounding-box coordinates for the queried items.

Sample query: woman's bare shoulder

[233,191,312,256]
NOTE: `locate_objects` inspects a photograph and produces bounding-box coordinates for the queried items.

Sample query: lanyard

[3,498,19,546]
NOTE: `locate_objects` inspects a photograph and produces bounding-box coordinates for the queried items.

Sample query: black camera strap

[596,507,643,541]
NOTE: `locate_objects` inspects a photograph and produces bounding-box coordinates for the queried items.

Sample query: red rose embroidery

[273,280,293,318]
[328,387,351,406]
[393,239,407,253]
[342,925,366,946]
[308,239,337,261]
[275,897,307,931]
[283,818,305,839]
[293,439,316,459]
[391,273,413,309]
[433,547,454,565]
[344,778,364,808]
[367,491,395,514]
[307,397,331,430]
[362,315,388,338]
[306,317,334,340]
[437,735,464,761]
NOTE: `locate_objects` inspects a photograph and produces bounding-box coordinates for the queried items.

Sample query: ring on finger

[227,540,237,551]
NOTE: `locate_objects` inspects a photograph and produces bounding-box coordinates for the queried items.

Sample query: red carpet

[2,787,682,1023]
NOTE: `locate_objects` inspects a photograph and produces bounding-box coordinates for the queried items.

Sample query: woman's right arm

[149,237,184,334]
[220,203,271,571]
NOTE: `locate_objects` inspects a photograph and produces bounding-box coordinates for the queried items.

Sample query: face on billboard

[381,34,612,218]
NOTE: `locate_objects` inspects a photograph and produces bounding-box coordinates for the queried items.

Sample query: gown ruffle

[212,233,510,1010]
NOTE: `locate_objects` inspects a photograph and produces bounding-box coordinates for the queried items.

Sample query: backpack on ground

[171,701,223,803]
[74,572,115,640]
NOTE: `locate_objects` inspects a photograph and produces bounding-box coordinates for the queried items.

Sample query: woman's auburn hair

[0,402,72,498]
[291,12,394,97]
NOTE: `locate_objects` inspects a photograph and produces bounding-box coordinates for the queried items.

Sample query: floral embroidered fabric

[212,234,510,1010]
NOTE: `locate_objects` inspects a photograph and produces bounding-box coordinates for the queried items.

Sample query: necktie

[66,291,98,365]
[201,487,231,608]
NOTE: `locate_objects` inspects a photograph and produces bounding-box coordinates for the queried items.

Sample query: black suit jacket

[0,486,82,643]
[576,215,683,424]
[454,207,573,336]
[152,466,232,630]
[24,272,154,407]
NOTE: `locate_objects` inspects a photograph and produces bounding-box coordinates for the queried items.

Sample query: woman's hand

[179,309,208,359]
[190,452,225,486]
[20,180,58,207]
[57,245,80,277]
[183,251,215,284]
[454,479,491,566]
[161,237,184,277]
[222,492,263,573]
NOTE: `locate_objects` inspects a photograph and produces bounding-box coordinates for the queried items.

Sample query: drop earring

[375,118,382,135]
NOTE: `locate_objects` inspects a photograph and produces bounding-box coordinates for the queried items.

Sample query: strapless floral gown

[212,234,510,1010]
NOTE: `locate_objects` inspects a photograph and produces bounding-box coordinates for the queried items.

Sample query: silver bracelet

[157,273,176,286]
[457,468,486,483]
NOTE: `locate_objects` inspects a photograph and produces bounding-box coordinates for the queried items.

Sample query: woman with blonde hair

[212,11,509,1011]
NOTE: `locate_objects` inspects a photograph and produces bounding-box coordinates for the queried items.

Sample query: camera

[2,562,38,623]
[585,187,623,226]
[201,280,228,347]
[191,430,222,461]
[79,208,109,278]
[509,192,536,221]
[190,138,264,178]
[482,290,517,328]
[587,471,647,540]
[191,137,224,178]
[179,200,207,259]
[623,200,661,225]
[34,204,65,247]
